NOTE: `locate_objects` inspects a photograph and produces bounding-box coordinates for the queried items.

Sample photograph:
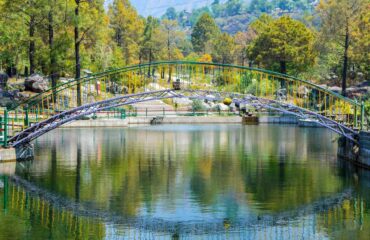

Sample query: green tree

[248,0,273,13]
[212,32,235,64]
[211,0,224,17]
[191,13,220,53]
[225,0,242,16]
[248,15,316,75]
[163,7,177,20]
[109,0,144,65]
[189,7,213,26]
[0,0,27,76]
[140,16,162,75]
[3,0,48,75]
[234,31,255,66]
[74,0,106,105]
[160,19,185,60]
[317,0,369,96]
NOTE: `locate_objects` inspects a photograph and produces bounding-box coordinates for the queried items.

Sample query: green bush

[192,99,205,111]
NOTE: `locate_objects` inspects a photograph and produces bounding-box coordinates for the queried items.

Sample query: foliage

[317,0,369,81]
[160,19,185,60]
[211,33,235,64]
[191,13,220,53]
[198,54,212,63]
[192,99,205,111]
[109,0,144,65]
[0,0,368,96]
[163,7,177,20]
[248,15,316,75]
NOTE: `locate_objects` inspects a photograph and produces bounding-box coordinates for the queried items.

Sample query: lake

[0,124,369,239]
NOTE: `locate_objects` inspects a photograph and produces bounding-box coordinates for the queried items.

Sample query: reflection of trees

[0,177,105,240]
[316,198,370,240]
[22,125,349,218]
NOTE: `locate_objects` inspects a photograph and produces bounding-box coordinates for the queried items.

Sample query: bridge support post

[24,107,29,128]
[354,104,358,128]
[15,143,34,161]
[3,108,8,148]
[360,101,365,130]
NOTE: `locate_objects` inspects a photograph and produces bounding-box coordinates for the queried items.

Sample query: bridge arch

[1,61,366,146]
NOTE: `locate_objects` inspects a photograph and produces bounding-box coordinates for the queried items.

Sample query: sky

[105,0,228,17]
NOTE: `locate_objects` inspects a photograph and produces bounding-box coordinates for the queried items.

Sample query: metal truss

[9,89,357,147]
[236,96,357,142]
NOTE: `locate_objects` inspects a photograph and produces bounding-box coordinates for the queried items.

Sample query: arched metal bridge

[0,61,366,147]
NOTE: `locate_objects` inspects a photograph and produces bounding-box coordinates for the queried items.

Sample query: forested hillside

[162,0,319,33]
[129,0,222,17]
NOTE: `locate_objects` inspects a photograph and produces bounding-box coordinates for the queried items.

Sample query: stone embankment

[338,131,370,169]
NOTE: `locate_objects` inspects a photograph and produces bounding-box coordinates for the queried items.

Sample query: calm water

[0,124,369,239]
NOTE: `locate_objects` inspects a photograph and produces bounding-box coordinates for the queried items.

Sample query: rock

[17,92,31,99]
[329,73,339,82]
[356,81,369,88]
[0,90,21,108]
[173,97,192,105]
[229,102,236,111]
[357,72,364,81]
[213,103,229,111]
[346,86,369,98]
[329,86,342,93]
[348,70,356,80]
[25,74,49,93]
[10,83,25,91]
[276,88,287,101]
[108,82,123,94]
[298,86,310,96]
[205,95,216,101]
[201,102,211,110]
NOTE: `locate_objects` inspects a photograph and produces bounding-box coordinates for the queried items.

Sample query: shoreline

[60,114,299,128]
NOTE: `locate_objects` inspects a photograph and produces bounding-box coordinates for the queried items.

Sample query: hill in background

[129,0,228,17]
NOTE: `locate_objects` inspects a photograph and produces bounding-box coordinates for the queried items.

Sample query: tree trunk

[168,66,172,83]
[342,26,349,97]
[280,61,287,74]
[167,29,171,60]
[49,3,57,102]
[29,16,36,75]
[75,0,81,106]
[280,61,287,88]
[148,49,152,77]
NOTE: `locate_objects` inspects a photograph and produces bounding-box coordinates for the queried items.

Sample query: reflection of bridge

[1,174,363,239]
[0,61,367,147]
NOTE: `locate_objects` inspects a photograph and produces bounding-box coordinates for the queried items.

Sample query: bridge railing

[4,61,367,142]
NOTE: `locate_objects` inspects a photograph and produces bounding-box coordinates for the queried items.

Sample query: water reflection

[0,124,369,239]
